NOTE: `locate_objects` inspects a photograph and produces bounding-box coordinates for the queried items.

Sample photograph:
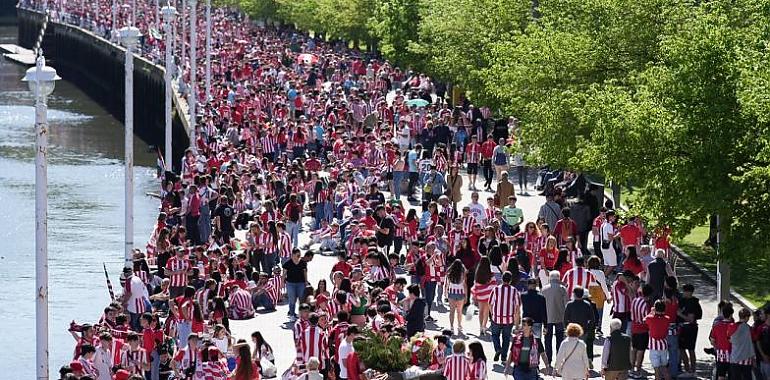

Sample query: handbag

[261,357,278,378]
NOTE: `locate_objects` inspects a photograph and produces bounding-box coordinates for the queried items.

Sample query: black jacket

[565,298,596,331]
[521,290,548,324]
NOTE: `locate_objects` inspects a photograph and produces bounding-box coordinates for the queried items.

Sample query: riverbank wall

[17,8,190,168]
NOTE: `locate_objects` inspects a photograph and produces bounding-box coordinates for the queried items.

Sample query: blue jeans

[286,221,300,247]
[513,366,538,380]
[667,334,680,377]
[286,282,305,317]
[177,320,192,348]
[392,171,404,199]
[544,322,565,364]
[491,322,514,358]
[423,281,437,315]
[262,252,277,274]
[252,292,275,311]
[145,349,159,380]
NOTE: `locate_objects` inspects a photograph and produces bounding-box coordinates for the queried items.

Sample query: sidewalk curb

[671,244,758,311]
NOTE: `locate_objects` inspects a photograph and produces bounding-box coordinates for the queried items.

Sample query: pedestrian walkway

[227,171,722,379]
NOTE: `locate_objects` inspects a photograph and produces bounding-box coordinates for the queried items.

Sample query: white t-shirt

[468,202,486,224]
[126,275,149,314]
[338,339,355,379]
[600,222,615,242]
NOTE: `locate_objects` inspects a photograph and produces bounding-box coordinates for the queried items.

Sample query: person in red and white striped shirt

[611,272,633,331]
[227,285,255,320]
[489,271,521,361]
[299,313,329,369]
[645,300,672,379]
[561,257,596,296]
[630,284,653,375]
[165,247,190,298]
[468,341,487,380]
[443,340,471,380]
[120,332,148,376]
[465,136,481,190]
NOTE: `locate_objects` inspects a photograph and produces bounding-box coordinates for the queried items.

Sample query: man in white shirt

[600,210,619,275]
[337,326,359,380]
[93,333,114,380]
[467,191,487,225]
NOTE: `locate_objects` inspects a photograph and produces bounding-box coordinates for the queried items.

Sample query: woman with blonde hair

[554,323,590,380]
[537,235,558,285]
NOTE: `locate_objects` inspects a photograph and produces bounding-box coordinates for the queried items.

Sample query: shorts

[716,362,730,377]
[467,163,478,175]
[602,247,618,266]
[649,349,668,368]
[448,293,465,301]
[632,332,649,350]
[678,324,697,350]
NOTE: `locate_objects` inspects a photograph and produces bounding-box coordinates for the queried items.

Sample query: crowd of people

[20,1,770,380]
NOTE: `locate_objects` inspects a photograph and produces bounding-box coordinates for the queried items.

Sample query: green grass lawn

[676,226,770,308]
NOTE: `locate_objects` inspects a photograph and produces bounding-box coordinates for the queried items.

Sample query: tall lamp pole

[180,0,186,83]
[22,53,60,380]
[162,5,176,170]
[205,0,211,102]
[120,26,141,268]
[189,0,197,151]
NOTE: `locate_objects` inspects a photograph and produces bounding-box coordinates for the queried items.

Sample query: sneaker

[425,316,435,322]
[493,352,500,362]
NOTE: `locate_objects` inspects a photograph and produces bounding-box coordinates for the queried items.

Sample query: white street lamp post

[22,53,60,380]
[120,26,141,268]
[189,0,197,151]
[205,0,211,102]
[111,0,117,38]
[180,0,186,81]
[162,5,176,170]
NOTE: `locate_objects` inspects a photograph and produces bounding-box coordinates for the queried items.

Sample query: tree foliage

[482,0,770,260]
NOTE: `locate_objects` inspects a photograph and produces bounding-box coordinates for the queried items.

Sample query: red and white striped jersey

[261,135,277,153]
[279,231,292,258]
[367,265,390,282]
[258,232,277,253]
[228,288,254,317]
[195,361,229,380]
[120,348,147,375]
[165,256,190,288]
[484,207,499,223]
[443,354,471,380]
[447,281,465,296]
[471,278,498,303]
[195,288,213,316]
[447,230,465,255]
[489,284,521,325]
[631,297,650,326]
[561,267,596,296]
[300,325,329,367]
[466,143,481,164]
[462,216,476,234]
[266,276,282,305]
[470,359,487,380]
[611,280,630,314]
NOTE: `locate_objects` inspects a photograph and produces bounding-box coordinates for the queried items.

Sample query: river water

[0,25,159,377]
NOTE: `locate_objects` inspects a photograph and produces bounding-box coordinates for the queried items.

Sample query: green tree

[482,0,770,260]
[369,0,423,68]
